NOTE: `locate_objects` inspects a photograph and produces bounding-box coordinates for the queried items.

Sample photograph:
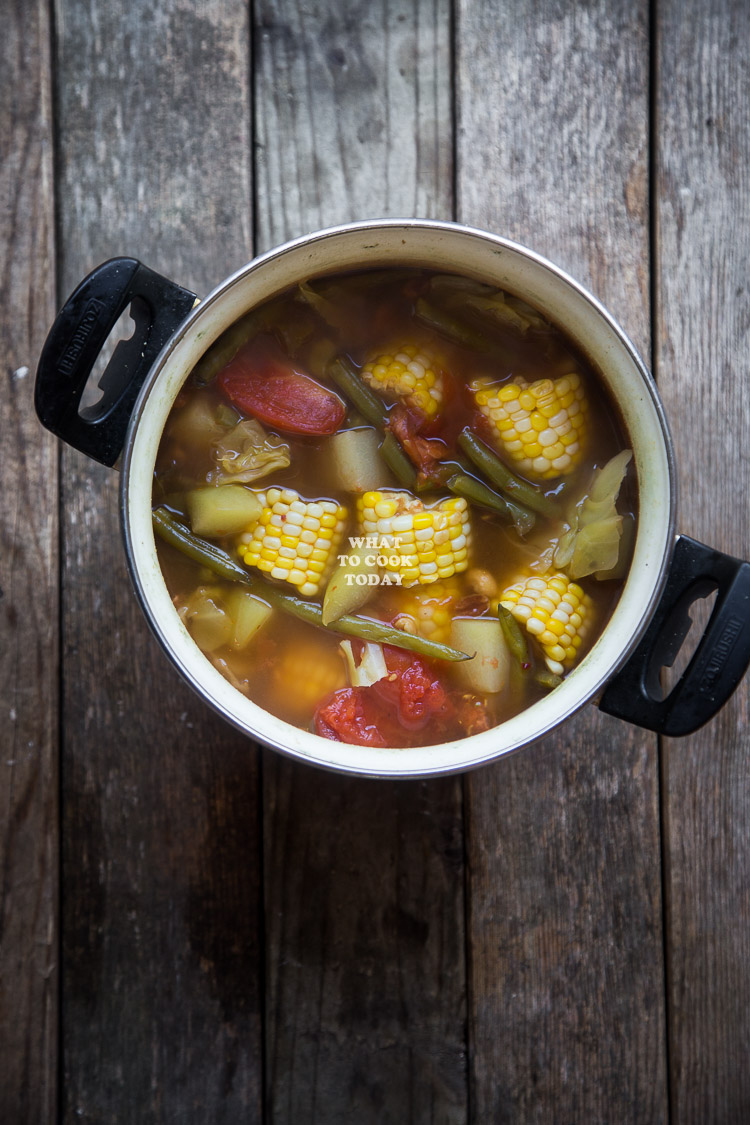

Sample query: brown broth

[153,268,636,746]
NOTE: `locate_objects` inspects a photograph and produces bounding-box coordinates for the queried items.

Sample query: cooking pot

[35,219,750,777]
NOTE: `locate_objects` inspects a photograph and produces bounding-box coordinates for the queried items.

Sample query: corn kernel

[388,579,462,644]
[356,489,472,587]
[237,487,347,597]
[361,343,445,418]
[498,571,594,673]
[472,373,589,480]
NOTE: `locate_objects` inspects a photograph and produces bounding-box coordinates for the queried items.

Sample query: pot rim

[121,218,677,777]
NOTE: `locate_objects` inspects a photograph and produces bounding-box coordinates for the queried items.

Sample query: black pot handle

[35,257,197,466]
[599,535,750,735]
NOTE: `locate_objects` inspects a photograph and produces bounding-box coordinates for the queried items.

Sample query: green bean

[414,298,495,353]
[215,403,241,428]
[497,605,531,667]
[497,603,564,689]
[458,429,559,518]
[327,357,389,428]
[151,483,189,516]
[153,507,255,585]
[152,508,470,662]
[191,308,266,386]
[416,461,459,492]
[253,584,470,661]
[379,431,418,488]
[535,668,563,691]
[446,473,535,536]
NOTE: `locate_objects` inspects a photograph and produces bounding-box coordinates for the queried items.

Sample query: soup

[152,268,636,748]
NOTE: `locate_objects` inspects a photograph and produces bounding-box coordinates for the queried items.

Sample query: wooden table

[3,1,749,1120]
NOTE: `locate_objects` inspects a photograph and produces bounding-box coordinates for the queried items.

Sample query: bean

[191,308,266,386]
[497,604,564,689]
[379,431,418,488]
[447,472,535,536]
[535,668,563,691]
[153,506,254,584]
[327,356,389,427]
[270,591,471,661]
[458,428,559,518]
[414,298,495,353]
[497,604,530,667]
[327,356,422,488]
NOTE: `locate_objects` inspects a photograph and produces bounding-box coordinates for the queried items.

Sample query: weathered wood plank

[255,3,464,1122]
[54,1,262,1120]
[456,1,668,1119]
[656,2,750,1120]
[0,1,58,1121]
[264,767,467,1124]
[254,0,453,243]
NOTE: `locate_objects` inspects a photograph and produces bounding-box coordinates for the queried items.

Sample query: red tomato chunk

[314,648,469,747]
[218,337,346,436]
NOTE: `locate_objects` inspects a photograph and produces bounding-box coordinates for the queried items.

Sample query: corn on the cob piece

[237,487,348,597]
[472,373,588,480]
[391,578,462,645]
[497,572,593,675]
[272,640,346,714]
[357,490,471,587]
[361,344,444,418]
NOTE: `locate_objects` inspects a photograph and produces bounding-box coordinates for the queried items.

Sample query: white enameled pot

[36,220,750,777]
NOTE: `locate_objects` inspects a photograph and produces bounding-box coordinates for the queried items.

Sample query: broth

[152,268,636,748]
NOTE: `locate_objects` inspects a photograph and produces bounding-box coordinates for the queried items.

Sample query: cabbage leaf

[554,450,633,579]
[210,419,291,484]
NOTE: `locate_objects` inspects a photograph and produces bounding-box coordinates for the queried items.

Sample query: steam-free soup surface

[153,268,636,748]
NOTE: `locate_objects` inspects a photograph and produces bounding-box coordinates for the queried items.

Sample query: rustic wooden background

[2,0,749,1121]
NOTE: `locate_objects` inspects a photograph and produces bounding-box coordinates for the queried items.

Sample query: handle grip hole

[79,297,150,422]
[646,580,718,701]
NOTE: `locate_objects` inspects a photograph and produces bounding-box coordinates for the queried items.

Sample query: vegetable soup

[152,268,636,748]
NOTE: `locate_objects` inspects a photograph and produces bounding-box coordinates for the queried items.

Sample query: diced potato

[187,485,263,537]
[185,589,234,652]
[322,552,380,624]
[168,396,227,446]
[226,591,273,649]
[450,617,510,694]
[329,427,387,493]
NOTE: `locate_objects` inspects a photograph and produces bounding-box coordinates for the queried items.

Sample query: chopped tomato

[373,647,451,730]
[217,337,346,436]
[388,405,451,486]
[452,693,492,737]
[314,688,390,747]
[314,646,480,747]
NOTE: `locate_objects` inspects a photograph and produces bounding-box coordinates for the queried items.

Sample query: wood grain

[254,0,453,246]
[0,1,58,1120]
[254,3,465,1122]
[656,1,750,1120]
[54,1,262,1120]
[264,766,467,1124]
[456,1,668,1119]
